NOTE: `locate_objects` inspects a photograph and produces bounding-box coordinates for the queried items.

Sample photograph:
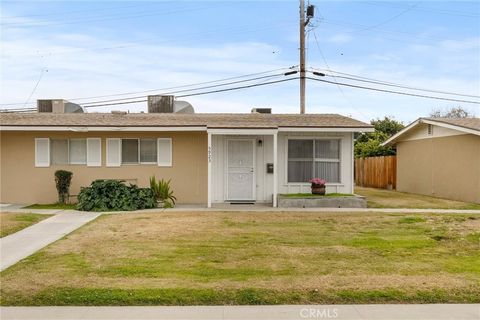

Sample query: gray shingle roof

[423,117,480,132]
[0,113,372,129]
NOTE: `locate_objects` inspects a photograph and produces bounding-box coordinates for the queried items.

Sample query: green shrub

[149,176,177,208]
[76,180,155,212]
[54,170,73,204]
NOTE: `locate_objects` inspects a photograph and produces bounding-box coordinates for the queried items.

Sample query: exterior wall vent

[37,99,83,113]
[427,124,433,135]
[251,108,272,114]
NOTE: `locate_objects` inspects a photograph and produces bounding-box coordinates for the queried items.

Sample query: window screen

[121,139,139,164]
[51,139,69,165]
[69,139,87,164]
[140,139,157,163]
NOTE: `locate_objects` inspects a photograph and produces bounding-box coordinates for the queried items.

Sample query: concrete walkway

[2,203,480,215]
[1,304,479,320]
[0,212,100,271]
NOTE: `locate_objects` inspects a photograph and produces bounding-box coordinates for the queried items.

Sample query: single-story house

[0,109,373,207]
[383,117,480,204]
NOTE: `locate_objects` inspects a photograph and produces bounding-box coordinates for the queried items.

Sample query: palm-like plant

[150,176,177,208]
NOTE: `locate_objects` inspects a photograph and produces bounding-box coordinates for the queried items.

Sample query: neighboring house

[383,117,480,204]
[0,109,373,207]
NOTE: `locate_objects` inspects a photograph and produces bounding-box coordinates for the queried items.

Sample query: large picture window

[288,139,340,183]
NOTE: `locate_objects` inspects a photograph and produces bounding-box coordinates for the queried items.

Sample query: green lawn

[23,203,77,210]
[355,187,480,209]
[1,211,479,305]
[0,213,52,237]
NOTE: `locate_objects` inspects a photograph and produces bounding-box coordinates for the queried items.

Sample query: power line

[1,4,219,28]
[310,30,370,121]
[310,68,480,98]
[364,1,479,18]
[352,2,421,33]
[0,3,150,21]
[4,21,296,58]
[0,67,297,107]
[80,77,299,108]
[306,76,480,105]
[77,73,289,106]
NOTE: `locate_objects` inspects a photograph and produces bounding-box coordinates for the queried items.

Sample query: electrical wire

[0,66,297,107]
[77,73,290,106]
[309,68,480,98]
[1,4,221,28]
[310,30,370,121]
[79,77,299,108]
[306,76,480,105]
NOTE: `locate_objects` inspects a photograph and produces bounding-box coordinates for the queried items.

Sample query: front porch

[206,128,356,208]
[207,129,278,208]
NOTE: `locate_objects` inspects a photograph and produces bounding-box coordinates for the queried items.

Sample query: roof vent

[251,108,271,114]
[37,99,83,113]
[111,110,127,115]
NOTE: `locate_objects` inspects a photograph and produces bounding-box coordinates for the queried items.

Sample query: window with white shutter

[106,138,121,167]
[35,138,50,167]
[87,138,101,167]
[157,138,172,167]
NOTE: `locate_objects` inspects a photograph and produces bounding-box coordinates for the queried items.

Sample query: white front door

[226,139,255,201]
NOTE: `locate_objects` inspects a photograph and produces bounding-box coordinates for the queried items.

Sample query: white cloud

[327,33,353,44]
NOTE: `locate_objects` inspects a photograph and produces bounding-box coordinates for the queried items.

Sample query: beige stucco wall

[0,131,207,204]
[396,134,480,204]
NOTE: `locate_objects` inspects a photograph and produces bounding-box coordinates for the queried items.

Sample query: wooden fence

[355,156,397,189]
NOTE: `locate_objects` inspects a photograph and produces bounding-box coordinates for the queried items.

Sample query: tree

[354,116,404,158]
[430,107,475,118]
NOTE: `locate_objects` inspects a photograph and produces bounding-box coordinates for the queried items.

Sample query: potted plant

[309,178,326,195]
[150,176,177,208]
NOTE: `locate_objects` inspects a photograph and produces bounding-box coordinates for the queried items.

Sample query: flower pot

[311,184,326,195]
[156,200,165,208]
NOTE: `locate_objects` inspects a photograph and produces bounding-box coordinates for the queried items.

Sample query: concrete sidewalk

[1,304,479,320]
[0,212,100,271]
[2,203,480,214]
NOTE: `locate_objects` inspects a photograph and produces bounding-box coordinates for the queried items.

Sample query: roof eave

[382,117,480,147]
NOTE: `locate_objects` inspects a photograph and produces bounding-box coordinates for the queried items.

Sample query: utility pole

[299,0,306,114]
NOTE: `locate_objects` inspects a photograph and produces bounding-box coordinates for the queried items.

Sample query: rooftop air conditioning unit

[148,95,194,113]
[37,99,84,113]
[251,108,272,114]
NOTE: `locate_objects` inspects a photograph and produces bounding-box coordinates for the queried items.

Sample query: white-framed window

[106,138,172,167]
[287,139,341,183]
[50,138,87,165]
[121,139,140,164]
[69,139,87,164]
[120,138,159,165]
[36,138,99,167]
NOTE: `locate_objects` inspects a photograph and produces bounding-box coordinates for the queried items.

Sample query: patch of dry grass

[1,211,479,305]
[0,213,52,238]
[355,187,480,209]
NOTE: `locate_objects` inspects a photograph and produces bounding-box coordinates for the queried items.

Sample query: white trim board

[0,126,206,132]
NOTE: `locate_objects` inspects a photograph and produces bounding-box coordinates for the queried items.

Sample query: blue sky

[1,1,479,123]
